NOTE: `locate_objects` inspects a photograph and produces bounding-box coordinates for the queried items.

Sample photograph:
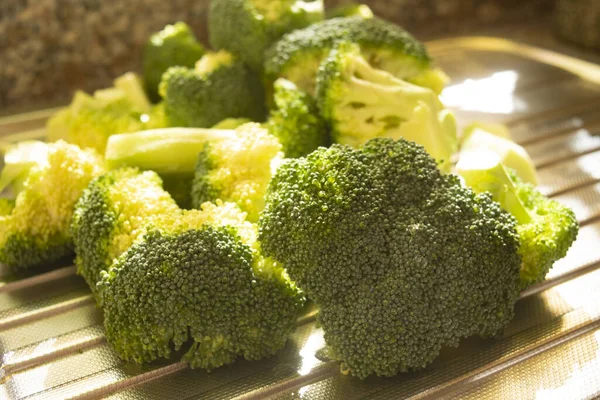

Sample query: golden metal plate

[2,37,600,399]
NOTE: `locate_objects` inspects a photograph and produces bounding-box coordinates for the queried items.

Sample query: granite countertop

[2,0,598,115]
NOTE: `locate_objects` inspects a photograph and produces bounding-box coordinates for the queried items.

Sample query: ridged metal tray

[2,37,600,399]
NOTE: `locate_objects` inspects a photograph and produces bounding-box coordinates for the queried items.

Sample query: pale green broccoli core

[330,53,456,167]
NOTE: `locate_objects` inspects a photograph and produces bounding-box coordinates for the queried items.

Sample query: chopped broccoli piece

[47,73,160,153]
[258,138,522,378]
[160,51,267,128]
[209,0,324,71]
[457,151,579,287]
[265,78,329,158]
[95,198,304,370]
[326,3,373,19]
[192,123,283,222]
[72,168,179,296]
[0,141,104,270]
[265,16,437,95]
[316,42,457,170]
[460,126,537,184]
[143,22,205,102]
[462,122,512,143]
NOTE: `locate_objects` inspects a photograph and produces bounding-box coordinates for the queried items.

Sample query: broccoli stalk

[457,150,579,287]
[317,42,457,170]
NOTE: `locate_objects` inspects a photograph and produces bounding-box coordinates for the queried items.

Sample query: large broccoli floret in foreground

[316,42,457,169]
[71,168,179,296]
[0,141,104,270]
[457,151,578,288]
[258,138,521,378]
[265,16,445,95]
[143,22,205,102]
[192,123,283,221]
[265,78,330,158]
[160,51,267,128]
[209,0,324,71]
[99,201,305,370]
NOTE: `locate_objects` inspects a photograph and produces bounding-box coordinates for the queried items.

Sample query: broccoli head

[143,22,205,102]
[0,141,105,270]
[160,51,267,128]
[209,0,324,71]
[258,138,522,378]
[457,151,579,287]
[264,16,441,95]
[71,168,179,296]
[265,78,330,158]
[316,42,457,170]
[99,201,305,370]
[47,73,161,154]
[192,123,283,221]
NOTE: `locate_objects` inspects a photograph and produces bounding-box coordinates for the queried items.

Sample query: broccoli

[265,78,329,158]
[192,123,283,222]
[71,168,180,296]
[47,72,162,154]
[209,0,324,71]
[316,42,457,170]
[160,51,267,128]
[96,199,304,370]
[258,138,522,378]
[460,125,538,185]
[326,3,373,19]
[264,16,444,95]
[456,151,579,287]
[0,141,105,270]
[143,22,205,102]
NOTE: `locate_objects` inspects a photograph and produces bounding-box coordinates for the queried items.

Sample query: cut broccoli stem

[457,151,532,225]
[105,128,237,175]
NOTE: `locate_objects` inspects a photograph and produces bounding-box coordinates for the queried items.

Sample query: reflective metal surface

[2,37,600,399]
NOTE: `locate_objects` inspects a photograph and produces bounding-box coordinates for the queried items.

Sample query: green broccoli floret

[98,200,305,370]
[316,42,457,170]
[192,123,283,222]
[265,78,329,158]
[258,138,522,378]
[456,151,579,288]
[71,168,179,296]
[0,141,105,270]
[209,0,324,71]
[47,73,161,153]
[326,3,373,19]
[264,16,442,95]
[160,51,267,128]
[143,22,205,102]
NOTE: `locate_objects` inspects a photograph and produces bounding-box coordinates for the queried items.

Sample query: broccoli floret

[160,51,267,128]
[264,16,438,95]
[258,138,522,378]
[457,151,579,287]
[209,0,324,71]
[99,201,305,370]
[326,3,373,19]
[47,73,160,153]
[0,141,104,270]
[143,22,205,102]
[192,123,283,222]
[265,78,329,158]
[316,42,457,170]
[71,168,179,296]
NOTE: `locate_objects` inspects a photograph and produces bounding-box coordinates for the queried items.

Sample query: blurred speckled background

[0,0,554,111]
